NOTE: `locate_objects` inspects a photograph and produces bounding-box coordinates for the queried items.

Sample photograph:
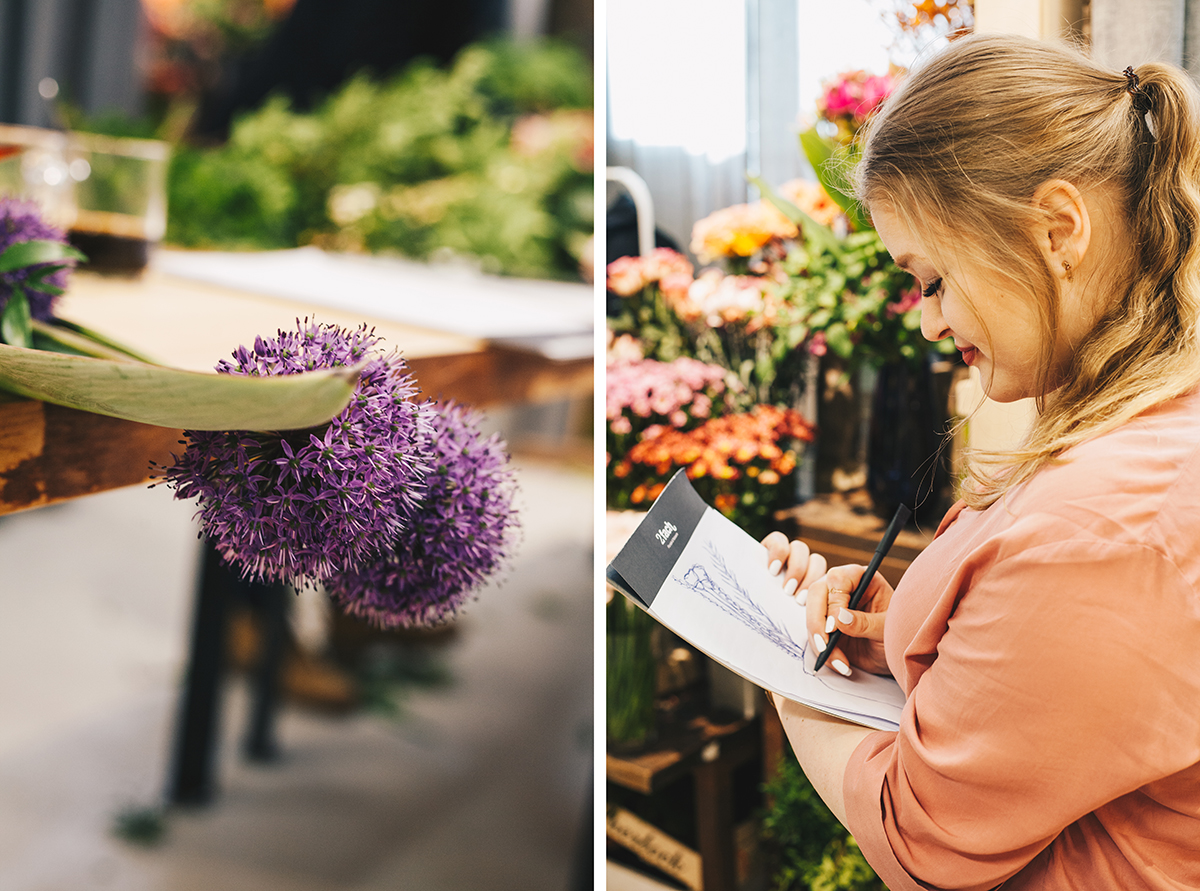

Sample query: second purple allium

[324,401,519,628]
[161,320,434,585]
[0,197,72,321]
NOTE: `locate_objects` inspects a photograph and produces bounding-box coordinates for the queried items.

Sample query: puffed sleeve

[841,533,1200,891]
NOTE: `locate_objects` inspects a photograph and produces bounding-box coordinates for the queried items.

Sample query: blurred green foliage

[760,754,886,891]
[166,38,594,280]
[111,805,168,847]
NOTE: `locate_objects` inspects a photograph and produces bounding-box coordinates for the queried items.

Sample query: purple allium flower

[325,401,519,628]
[0,197,72,321]
[160,320,434,585]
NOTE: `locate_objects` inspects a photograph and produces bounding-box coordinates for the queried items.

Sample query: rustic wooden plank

[773,493,935,587]
[776,493,935,555]
[409,346,593,408]
[0,268,591,517]
[0,398,182,515]
[606,715,754,795]
[0,346,588,516]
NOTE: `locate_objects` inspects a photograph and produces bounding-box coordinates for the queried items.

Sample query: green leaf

[1,288,32,348]
[825,322,854,358]
[747,174,839,254]
[0,344,363,431]
[798,127,872,232]
[0,240,85,273]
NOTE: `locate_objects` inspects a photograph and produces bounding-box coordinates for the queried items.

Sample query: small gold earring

[1063,260,1074,282]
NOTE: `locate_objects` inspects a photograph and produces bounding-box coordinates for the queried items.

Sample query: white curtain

[606,0,764,255]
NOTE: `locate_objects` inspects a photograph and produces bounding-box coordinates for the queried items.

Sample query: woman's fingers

[806,565,863,643]
[759,533,825,602]
[791,540,827,596]
[834,603,886,641]
[757,538,891,676]
[761,531,791,577]
[821,643,855,677]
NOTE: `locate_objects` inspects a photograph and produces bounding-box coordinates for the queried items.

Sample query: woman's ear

[1031,179,1092,282]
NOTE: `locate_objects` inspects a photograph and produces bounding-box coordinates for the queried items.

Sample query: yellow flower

[689,202,798,263]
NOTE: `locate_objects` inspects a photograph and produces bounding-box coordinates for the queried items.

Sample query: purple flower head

[160,320,435,586]
[0,197,71,321]
[325,401,519,629]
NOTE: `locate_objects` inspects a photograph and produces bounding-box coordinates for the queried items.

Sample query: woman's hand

[761,531,829,603]
[806,565,894,677]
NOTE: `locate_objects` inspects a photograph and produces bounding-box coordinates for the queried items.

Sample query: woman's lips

[958,346,977,365]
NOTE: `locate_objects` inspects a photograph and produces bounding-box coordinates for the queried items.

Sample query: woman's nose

[920,295,951,343]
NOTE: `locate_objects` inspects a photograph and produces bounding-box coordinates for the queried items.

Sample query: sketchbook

[606,470,906,732]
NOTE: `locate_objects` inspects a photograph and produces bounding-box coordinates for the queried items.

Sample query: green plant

[166,38,593,280]
[754,176,955,373]
[760,753,886,891]
[166,144,299,249]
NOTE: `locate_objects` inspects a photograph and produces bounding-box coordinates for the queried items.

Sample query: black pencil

[813,503,911,673]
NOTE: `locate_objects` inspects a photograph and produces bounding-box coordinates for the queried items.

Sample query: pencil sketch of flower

[676,540,805,659]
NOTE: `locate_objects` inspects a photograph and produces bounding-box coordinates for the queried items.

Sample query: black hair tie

[1124,65,1152,114]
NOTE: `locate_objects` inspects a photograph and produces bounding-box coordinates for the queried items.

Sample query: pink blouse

[844,390,1200,890]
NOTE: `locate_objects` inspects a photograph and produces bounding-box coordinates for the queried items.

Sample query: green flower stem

[30,319,158,363]
[607,597,657,747]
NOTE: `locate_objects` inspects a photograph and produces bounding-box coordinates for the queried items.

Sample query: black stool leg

[167,539,230,805]
[244,579,288,762]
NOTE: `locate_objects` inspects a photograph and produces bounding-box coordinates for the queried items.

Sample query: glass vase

[606,594,657,752]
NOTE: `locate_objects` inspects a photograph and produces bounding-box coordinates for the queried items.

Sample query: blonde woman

[764,34,1200,889]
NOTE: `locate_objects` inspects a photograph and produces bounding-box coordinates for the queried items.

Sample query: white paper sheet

[649,509,905,729]
[153,247,594,343]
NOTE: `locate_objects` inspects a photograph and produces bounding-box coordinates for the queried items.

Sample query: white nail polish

[838,607,853,625]
[768,560,782,576]
[825,615,836,634]
[797,589,808,605]
[813,634,826,654]
[782,578,798,597]
[831,659,852,677]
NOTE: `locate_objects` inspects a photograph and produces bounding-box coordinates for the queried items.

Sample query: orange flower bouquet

[609,404,814,539]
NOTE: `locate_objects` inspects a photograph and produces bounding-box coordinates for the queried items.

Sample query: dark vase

[814,353,867,494]
[866,356,953,526]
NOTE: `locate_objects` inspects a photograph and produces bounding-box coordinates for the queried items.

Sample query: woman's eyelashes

[921,277,943,298]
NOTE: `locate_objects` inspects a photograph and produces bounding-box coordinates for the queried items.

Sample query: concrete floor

[0,457,594,891]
